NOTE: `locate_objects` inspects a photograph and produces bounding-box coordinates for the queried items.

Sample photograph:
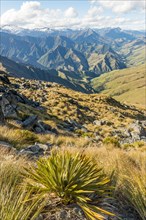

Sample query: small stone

[35,214,43,220]
[93,120,102,126]
[22,115,38,130]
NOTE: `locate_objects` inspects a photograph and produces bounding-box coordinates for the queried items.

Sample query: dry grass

[38,133,92,148]
[0,145,145,219]
[0,150,46,220]
[0,126,38,148]
[91,64,146,106]
[61,145,146,219]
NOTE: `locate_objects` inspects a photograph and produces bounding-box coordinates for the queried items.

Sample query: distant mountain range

[0,55,94,93]
[0,26,145,104]
[1,26,145,74]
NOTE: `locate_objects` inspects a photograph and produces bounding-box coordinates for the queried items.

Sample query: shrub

[23,150,114,219]
[103,136,120,148]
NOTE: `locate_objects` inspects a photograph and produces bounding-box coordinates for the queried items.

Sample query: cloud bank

[1,1,145,30]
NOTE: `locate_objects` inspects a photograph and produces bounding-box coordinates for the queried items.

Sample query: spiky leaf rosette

[23,150,114,219]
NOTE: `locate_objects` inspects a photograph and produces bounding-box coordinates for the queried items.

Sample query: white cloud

[20,1,41,10]
[65,7,78,18]
[86,6,103,18]
[0,1,145,30]
[90,0,145,14]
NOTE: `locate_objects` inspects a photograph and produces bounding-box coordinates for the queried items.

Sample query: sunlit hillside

[91,64,146,106]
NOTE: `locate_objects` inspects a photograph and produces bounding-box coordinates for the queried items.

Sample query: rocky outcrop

[22,115,38,130]
[111,120,146,144]
[0,86,55,134]
[19,143,52,157]
[0,87,38,120]
[0,141,52,158]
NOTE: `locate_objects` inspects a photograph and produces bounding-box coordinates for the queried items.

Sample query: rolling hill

[91,64,146,106]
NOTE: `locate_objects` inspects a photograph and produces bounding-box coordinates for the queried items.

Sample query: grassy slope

[118,41,146,67]
[0,75,146,219]
[0,76,143,151]
[127,46,145,67]
[91,64,146,106]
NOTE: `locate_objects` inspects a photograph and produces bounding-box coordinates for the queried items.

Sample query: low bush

[103,136,120,148]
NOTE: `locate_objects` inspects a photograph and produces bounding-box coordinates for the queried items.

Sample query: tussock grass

[38,133,91,148]
[0,150,45,220]
[0,141,145,219]
[0,126,38,148]
[63,146,146,219]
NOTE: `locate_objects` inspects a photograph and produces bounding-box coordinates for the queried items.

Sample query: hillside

[118,39,146,67]
[88,51,126,75]
[0,72,146,147]
[0,3,146,218]
[0,72,146,220]
[91,64,146,106]
[38,45,89,71]
[0,55,94,93]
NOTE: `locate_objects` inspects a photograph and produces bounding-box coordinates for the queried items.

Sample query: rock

[35,126,42,133]
[93,120,102,126]
[94,133,101,141]
[49,205,86,220]
[67,119,82,129]
[59,210,68,219]
[0,105,4,122]
[118,121,146,144]
[3,104,18,118]
[34,121,55,134]
[35,214,43,220]
[0,141,12,149]
[38,120,51,130]
[128,122,146,141]
[93,120,111,126]
[19,143,50,157]
[35,143,50,151]
[27,145,42,153]
[81,127,88,133]
[0,95,18,119]
[0,141,17,153]
[22,115,38,130]
[13,83,20,89]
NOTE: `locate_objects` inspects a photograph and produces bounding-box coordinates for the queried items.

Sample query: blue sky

[1,0,89,14]
[0,0,145,30]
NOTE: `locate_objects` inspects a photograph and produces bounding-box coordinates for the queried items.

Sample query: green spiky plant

[23,150,114,220]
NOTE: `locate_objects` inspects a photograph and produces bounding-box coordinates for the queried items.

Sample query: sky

[0,0,145,30]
